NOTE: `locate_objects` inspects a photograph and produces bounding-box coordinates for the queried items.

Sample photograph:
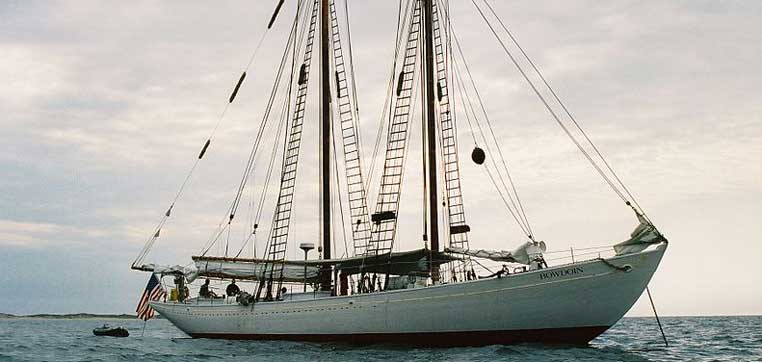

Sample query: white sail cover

[613,216,665,255]
[136,260,318,283]
[446,241,547,265]
[139,263,200,283]
[194,259,319,282]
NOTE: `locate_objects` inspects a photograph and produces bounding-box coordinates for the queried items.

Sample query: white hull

[151,243,666,345]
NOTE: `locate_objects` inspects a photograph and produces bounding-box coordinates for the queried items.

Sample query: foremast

[421,0,441,283]
[431,0,473,281]
[319,0,332,292]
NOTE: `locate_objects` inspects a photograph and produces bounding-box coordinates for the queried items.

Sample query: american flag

[136,274,166,321]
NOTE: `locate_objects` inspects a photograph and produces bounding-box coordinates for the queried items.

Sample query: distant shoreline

[0,313,139,320]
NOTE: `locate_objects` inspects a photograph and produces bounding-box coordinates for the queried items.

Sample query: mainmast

[319,0,332,291]
[421,0,440,283]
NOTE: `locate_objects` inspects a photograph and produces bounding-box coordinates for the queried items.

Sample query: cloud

[0,0,760,316]
[0,219,108,248]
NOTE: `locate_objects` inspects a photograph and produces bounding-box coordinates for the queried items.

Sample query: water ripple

[0,317,760,362]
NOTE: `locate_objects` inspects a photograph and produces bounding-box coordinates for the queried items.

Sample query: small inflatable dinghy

[93,324,129,337]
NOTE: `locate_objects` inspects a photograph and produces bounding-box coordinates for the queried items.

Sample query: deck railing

[450,245,618,281]
[157,245,624,302]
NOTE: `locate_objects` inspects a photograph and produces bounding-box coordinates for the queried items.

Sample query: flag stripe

[135,274,166,321]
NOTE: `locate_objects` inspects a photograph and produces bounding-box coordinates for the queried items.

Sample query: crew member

[226,279,241,297]
[199,279,218,298]
[467,269,477,281]
[339,272,349,296]
[174,275,186,301]
[361,274,371,293]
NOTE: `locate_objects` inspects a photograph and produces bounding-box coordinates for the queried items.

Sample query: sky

[1,0,761,317]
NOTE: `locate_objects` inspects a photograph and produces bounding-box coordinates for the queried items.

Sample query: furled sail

[446,241,547,265]
[133,259,320,284]
[190,249,460,281]
[614,217,665,255]
[306,248,460,276]
[193,256,320,283]
[134,264,200,283]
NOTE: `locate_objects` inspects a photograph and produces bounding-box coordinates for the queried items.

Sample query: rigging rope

[331,124,351,259]
[646,286,670,347]
[233,97,290,258]
[133,10,275,268]
[361,0,420,271]
[200,0,308,257]
[426,2,533,239]
[449,30,534,237]
[257,0,315,299]
[471,0,647,219]
[228,2,310,222]
[364,0,411,198]
[341,0,365,166]
[449,45,532,238]
[481,0,650,223]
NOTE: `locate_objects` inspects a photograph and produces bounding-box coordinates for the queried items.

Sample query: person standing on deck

[339,272,349,296]
[200,279,218,298]
[226,279,241,297]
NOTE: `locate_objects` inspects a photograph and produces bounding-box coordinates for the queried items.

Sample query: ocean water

[0,316,760,362]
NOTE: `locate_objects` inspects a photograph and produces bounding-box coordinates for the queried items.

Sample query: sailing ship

[131,0,667,346]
